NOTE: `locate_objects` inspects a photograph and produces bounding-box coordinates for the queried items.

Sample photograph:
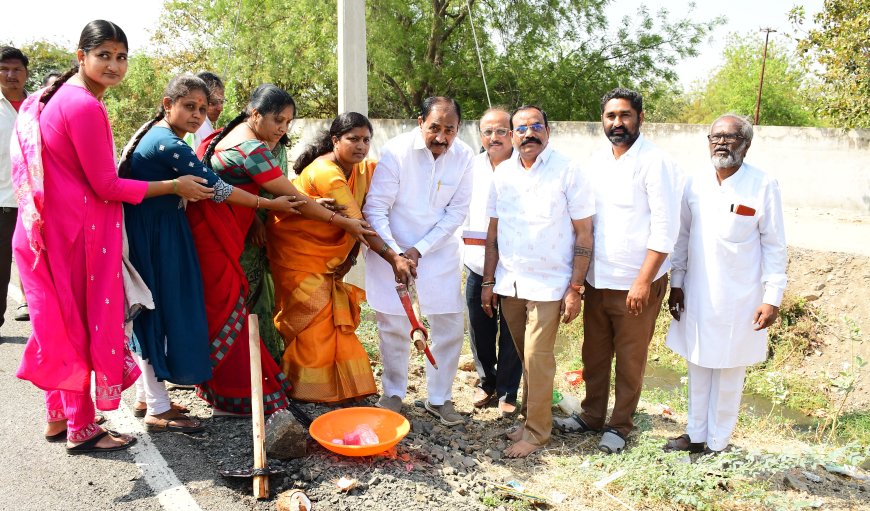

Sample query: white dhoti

[686,361,746,451]
[376,311,465,405]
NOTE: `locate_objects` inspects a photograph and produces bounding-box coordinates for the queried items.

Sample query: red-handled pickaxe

[395,282,438,369]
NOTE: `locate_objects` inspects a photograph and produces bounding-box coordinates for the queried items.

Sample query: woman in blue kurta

[120,74,302,432]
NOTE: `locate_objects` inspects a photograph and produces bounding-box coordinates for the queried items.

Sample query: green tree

[791,1,870,128]
[0,41,74,92]
[682,33,821,126]
[150,0,721,120]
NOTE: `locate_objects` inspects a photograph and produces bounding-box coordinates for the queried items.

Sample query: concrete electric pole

[337,0,368,116]
[754,27,777,125]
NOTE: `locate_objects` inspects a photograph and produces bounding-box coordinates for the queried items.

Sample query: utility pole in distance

[754,27,777,125]
[338,0,368,116]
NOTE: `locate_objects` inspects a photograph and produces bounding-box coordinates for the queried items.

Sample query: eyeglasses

[513,123,545,135]
[481,128,510,137]
[707,133,744,144]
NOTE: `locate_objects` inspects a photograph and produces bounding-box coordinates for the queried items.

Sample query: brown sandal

[134,401,190,418]
[144,410,204,433]
[472,387,495,408]
[663,434,705,453]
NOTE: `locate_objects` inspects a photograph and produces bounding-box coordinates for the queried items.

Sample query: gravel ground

[181,358,528,511]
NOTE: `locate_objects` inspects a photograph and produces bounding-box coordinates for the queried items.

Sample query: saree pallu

[268,159,377,403]
[186,182,291,414]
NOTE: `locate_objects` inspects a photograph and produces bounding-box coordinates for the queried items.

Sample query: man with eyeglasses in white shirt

[482,104,594,458]
[463,107,522,417]
[663,114,786,455]
[364,96,475,427]
[555,88,682,455]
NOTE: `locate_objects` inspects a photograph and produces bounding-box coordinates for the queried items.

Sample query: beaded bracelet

[328,211,337,223]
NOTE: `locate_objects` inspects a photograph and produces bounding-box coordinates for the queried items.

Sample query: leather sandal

[472,387,495,408]
[145,410,204,433]
[133,401,190,418]
[663,434,706,454]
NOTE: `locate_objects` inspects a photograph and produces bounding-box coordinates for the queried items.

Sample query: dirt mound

[787,247,870,409]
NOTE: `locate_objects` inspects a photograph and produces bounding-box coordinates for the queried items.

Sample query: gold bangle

[172,179,178,194]
[256,196,261,209]
[328,211,337,223]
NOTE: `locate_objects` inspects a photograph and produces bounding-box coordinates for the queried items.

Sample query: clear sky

[3,0,823,89]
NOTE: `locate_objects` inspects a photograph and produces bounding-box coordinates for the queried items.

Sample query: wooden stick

[248,314,269,499]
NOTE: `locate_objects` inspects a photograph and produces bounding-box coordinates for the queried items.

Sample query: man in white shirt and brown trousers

[364,96,475,426]
[664,114,786,455]
[556,88,682,454]
[482,105,594,458]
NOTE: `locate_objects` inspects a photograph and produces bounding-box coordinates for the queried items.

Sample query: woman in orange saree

[268,113,390,403]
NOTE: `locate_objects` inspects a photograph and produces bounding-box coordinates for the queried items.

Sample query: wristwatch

[569,283,585,295]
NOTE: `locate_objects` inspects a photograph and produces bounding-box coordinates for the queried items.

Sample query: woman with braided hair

[11,20,214,453]
[120,74,304,432]
[189,84,376,415]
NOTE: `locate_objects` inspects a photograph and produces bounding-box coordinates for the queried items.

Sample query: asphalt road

[0,295,260,511]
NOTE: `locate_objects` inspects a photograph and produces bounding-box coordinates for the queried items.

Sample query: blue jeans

[465,268,522,402]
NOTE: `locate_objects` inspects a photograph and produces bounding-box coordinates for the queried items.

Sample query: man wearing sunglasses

[463,107,522,417]
[481,105,594,458]
[663,114,786,455]
[557,88,682,455]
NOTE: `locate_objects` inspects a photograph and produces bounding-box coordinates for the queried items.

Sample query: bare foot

[44,420,67,437]
[506,426,525,442]
[67,428,134,450]
[504,440,541,458]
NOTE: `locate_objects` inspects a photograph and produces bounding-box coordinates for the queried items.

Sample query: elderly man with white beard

[663,114,787,455]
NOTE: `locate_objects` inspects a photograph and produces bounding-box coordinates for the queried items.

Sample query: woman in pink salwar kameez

[10,20,213,454]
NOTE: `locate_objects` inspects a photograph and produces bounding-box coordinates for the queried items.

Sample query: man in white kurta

[665,114,787,454]
[363,97,474,426]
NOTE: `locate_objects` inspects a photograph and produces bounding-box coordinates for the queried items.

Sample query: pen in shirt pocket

[730,204,756,216]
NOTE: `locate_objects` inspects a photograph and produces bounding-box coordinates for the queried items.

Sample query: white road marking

[106,402,205,511]
[7,284,23,304]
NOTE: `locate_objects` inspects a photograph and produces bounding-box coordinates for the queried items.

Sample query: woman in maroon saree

[189,84,374,414]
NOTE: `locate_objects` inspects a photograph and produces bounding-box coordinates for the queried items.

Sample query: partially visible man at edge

[557,88,682,455]
[363,96,475,427]
[0,46,30,326]
[664,114,787,455]
[184,71,224,150]
[463,107,522,417]
[482,104,594,458]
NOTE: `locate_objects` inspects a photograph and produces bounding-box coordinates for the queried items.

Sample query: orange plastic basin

[309,407,410,457]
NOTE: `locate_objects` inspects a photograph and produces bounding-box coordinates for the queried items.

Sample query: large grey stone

[265,410,308,460]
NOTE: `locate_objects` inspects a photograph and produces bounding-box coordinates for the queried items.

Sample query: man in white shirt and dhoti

[363,96,475,426]
[482,105,594,457]
[664,114,787,454]
[556,88,682,455]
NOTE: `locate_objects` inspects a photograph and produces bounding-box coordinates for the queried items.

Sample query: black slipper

[44,415,104,443]
[45,430,67,443]
[66,429,137,455]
